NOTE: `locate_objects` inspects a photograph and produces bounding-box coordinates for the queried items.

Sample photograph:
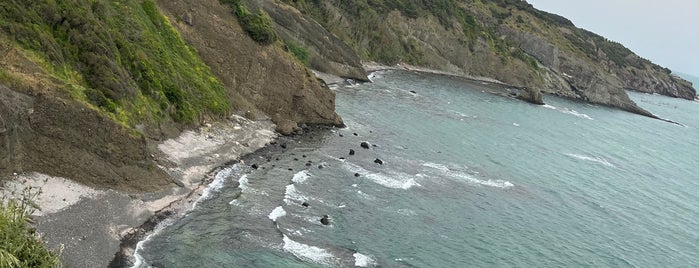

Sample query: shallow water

[135,70,699,267]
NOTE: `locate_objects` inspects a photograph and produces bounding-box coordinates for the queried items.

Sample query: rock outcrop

[275,0,695,115]
[156,0,343,135]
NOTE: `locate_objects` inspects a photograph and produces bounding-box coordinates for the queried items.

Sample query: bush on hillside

[0,187,62,268]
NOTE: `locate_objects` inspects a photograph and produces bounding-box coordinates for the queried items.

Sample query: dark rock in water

[339,157,345,160]
[294,158,299,161]
[288,168,294,171]
[302,202,310,207]
[280,143,287,149]
[318,165,324,169]
[353,133,358,136]
[302,155,307,158]
[251,164,259,170]
[276,158,280,161]
[374,158,384,165]
[410,90,417,94]
[305,162,312,167]
[354,173,361,177]
[372,144,377,147]
[320,215,330,225]
[349,149,355,155]
[360,142,370,149]
[339,134,344,137]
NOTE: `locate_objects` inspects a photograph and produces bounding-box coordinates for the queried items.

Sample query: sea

[132,70,699,267]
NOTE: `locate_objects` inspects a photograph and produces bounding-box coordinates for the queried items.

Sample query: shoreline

[1,115,277,267]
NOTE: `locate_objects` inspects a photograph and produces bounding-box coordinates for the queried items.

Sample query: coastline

[1,115,277,267]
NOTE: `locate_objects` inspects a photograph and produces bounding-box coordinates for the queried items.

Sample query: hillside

[0,0,341,190]
[1,0,695,190]
[264,0,695,114]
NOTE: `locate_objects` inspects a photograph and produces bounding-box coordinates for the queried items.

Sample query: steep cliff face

[0,0,341,189]
[155,0,343,134]
[250,0,368,81]
[277,0,695,113]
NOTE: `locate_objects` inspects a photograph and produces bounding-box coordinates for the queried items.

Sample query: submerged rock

[360,142,371,149]
[374,158,384,165]
[349,149,355,155]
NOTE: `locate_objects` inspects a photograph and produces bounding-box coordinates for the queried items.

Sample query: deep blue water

[134,70,699,267]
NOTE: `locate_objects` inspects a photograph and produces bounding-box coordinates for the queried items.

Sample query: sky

[525,0,699,76]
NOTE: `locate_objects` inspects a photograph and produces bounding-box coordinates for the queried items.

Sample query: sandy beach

[1,115,276,267]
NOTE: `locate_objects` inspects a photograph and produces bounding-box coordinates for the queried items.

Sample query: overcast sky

[525,0,699,76]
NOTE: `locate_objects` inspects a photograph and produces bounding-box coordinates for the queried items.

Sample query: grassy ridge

[0,0,230,125]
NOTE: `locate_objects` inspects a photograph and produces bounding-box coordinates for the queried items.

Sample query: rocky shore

[1,115,276,267]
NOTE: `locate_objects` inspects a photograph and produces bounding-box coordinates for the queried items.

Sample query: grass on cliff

[1,188,62,268]
[222,0,277,45]
[0,0,230,126]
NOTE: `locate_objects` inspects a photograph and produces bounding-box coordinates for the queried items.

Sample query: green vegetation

[222,0,277,45]
[286,42,310,66]
[1,188,62,268]
[0,0,230,125]
[282,0,537,68]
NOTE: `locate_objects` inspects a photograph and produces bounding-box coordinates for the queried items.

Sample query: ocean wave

[343,162,421,190]
[192,167,231,209]
[422,162,450,173]
[565,153,616,168]
[238,174,250,193]
[284,184,307,205]
[268,206,287,222]
[365,173,421,190]
[292,170,312,184]
[422,161,514,189]
[543,104,594,120]
[353,252,377,267]
[283,235,337,265]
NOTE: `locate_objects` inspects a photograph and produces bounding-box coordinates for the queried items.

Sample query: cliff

[273,0,695,113]
[1,0,695,190]
[0,0,341,190]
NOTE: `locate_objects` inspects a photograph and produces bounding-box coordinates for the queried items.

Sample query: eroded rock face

[254,1,368,82]
[0,85,170,191]
[156,0,343,132]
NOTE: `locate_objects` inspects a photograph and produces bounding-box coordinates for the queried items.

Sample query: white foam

[282,235,336,265]
[292,170,312,184]
[422,162,451,173]
[353,252,377,267]
[193,167,231,209]
[451,172,514,188]
[542,104,593,120]
[238,174,250,193]
[130,233,153,268]
[284,184,307,204]
[268,206,287,222]
[344,162,420,190]
[424,162,514,189]
[365,173,421,190]
[565,153,616,168]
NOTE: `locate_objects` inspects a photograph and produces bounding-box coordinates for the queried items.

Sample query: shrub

[224,0,277,45]
[286,42,309,66]
[0,187,62,268]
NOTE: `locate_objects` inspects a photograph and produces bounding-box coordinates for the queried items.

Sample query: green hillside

[0,0,230,126]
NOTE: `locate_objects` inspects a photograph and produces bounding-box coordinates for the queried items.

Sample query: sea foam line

[292,170,312,184]
[422,162,514,189]
[354,252,377,267]
[193,166,235,209]
[343,162,421,190]
[565,153,616,168]
[543,104,593,120]
[283,235,336,265]
[268,206,287,222]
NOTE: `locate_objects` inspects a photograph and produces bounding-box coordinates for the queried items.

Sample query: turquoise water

[135,70,699,267]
